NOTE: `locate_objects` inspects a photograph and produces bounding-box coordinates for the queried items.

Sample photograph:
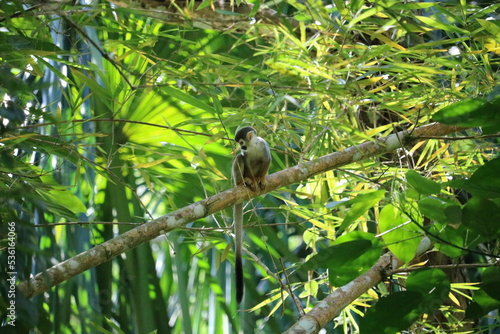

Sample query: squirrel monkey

[232,126,271,303]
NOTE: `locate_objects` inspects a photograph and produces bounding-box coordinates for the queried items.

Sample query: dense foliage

[1,0,500,333]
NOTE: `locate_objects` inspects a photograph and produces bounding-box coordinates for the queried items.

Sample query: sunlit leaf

[379,205,421,263]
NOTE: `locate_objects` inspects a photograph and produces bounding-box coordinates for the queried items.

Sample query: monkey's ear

[246,131,255,141]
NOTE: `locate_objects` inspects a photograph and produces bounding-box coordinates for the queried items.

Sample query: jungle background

[1,0,500,333]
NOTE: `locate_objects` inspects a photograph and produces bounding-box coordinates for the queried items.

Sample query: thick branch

[18,122,465,298]
[282,253,400,334]
[18,0,300,34]
[282,260,500,333]
[109,0,299,32]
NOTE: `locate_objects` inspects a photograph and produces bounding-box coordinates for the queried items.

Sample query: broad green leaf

[37,174,87,216]
[466,158,500,198]
[426,223,466,258]
[433,96,500,129]
[482,267,500,301]
[328,232,383,286]
[379,205,421,263]
[406,268,450,313]
[0,32,62,53]
[301,239,372,271]
[406,170,441,195]
[37,188,86,216]
[338,190,386,233]
[465,289,500,319]
[360,291,422,334]
[418,197,461,224]
[301,232,382,286]
[462,198,500,239]
[23,135,81,166]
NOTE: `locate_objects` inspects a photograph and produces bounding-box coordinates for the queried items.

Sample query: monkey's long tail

[234,203,244,303]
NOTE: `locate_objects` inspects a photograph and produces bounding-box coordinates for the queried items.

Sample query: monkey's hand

[243,177,257,191]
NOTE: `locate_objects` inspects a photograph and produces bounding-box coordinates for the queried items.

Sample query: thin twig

[245,251,305,315]
[60,14,136,89]
[417,134,500,140]
[34,221,141,227]
[388,261,500,275]
[19,118,226,139]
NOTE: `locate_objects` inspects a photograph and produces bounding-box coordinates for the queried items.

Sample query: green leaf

[482,267,500,301]
[161,86,216,114]
[406,170,441,195]
[0,31,62,53]
[415,15,469,34]
[301,232,382,286]
[391,2,436,10]
[37,174,87,216]
[348,0,364,12]
[379,205,421,263]
[215,10,244,16]
[338,190,386,233]
[477,19,500,38]
[406,268,450,313]
[465,289,500,319]
[360,291,422,334]
[361,269,450,333]
[418,197,461,224]
[446,158,500,199]
[466,158,500,198]
[196,0,213,11]
[426,223,466,258]
[329,232,383,286]
[332,0,348,16]
[462,197,500,239]
[301,239,371,271]
[433,96,500,128]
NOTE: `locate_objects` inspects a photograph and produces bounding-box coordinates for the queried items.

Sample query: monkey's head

[234,126,257,150]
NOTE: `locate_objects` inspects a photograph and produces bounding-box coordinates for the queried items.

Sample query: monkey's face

[237,130,256,151]
[238,138,247,151]
[234,126,257,150]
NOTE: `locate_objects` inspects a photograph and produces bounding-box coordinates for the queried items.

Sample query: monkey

[232,126,271,303]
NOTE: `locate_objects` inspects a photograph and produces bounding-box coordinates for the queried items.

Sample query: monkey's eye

[239,140,247,150]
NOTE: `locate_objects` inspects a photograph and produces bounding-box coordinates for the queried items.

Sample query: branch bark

[282,253,401,334]
[107,0,300,32]
[18,0,300,34]
[18,122,465,298]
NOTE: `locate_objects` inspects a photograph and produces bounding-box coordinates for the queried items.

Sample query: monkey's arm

[256,141,272,189]
[234,152,258,190]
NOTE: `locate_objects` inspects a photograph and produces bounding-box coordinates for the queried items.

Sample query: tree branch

[107,0,301,33]
[282,253,400,334]
[18,122,465,298]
